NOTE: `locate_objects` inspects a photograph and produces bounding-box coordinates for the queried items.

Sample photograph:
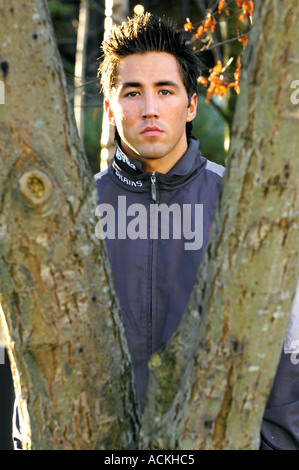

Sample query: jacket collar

[112,137,201,177]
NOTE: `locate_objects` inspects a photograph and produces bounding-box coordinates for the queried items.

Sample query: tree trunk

[140,0,299,450]
[0,0,139,450]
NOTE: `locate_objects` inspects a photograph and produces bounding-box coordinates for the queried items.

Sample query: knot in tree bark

[18,169,53,209]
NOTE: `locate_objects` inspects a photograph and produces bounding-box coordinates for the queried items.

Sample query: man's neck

[119,140,189,175]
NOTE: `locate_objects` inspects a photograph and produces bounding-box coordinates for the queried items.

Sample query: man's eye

[159,90,171,96]
[126,91,139,97]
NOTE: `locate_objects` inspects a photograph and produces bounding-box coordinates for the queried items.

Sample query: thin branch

[196,0,208,16]
[87,0,122,24]
[72,77,101,88]
[200,32,248,51]
[73,103,102,108]
[87,0,105,17]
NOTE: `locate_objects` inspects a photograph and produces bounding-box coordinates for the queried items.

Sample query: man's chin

[135,145,167,160]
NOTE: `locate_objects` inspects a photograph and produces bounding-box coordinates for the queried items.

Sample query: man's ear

[105,99,116,126]
[186,93,198,122]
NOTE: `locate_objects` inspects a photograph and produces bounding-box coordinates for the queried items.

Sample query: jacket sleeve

[260,351,299,449]
[260,279,299,450]
[13,401,23,450]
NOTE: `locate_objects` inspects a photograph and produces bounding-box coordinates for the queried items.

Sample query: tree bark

[0,0,139,450]
[140,0,299,450]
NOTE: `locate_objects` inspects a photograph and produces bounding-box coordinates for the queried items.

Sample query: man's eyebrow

[121,81,142,89]
[154,80,180,88]
[120,80,180,89]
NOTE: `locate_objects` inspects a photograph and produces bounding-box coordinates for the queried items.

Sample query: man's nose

[142,92,159,119]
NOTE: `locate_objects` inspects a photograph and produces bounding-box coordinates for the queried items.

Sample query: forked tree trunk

[0,0,139,450]
[0,0,299,451]
[140,0,299,450]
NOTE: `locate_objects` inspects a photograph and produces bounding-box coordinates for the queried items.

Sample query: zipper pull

[151,172,157,201]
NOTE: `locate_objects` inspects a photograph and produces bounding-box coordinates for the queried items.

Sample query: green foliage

[193,95,225,166]
[82,102,103,174]
[48,0,78,16]
[48,0,79,77]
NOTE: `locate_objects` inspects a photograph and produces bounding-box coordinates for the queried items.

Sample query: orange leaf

[196,25,204,38]
[212,60,223,75]
[198,76,209,86]
[234,83,240,94]
[238,33,249,47]
[236,0,254,23]
[204,15,212,32]
[218,0,226,14]
[184,20,193,33]
[211,18,216,32]
[93,107,98,120]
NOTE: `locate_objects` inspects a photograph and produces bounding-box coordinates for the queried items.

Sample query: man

[95,13,299,451]
[95,13,224,408]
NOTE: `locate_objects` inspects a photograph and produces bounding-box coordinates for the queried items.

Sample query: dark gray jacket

[94,137,225,406]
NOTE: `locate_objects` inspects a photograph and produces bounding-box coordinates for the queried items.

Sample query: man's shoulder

[204,159,225,178]
[94,167,109,182]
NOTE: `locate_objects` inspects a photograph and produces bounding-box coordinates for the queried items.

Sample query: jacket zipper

[151,172,157,202]
[148,172,157,358]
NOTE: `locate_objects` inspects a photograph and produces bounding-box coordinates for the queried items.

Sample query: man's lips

[140,126,163,137]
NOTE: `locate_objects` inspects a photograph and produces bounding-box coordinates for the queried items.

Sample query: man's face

[105,52,197,173]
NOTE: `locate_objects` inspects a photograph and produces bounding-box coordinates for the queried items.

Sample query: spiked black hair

[98,13,203,106]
